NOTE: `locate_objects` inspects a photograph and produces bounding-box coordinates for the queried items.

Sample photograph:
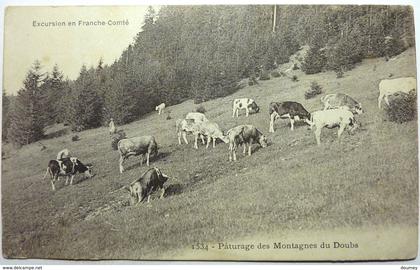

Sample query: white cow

[155,103,166,115]
[176,118,205,147]
[195,121,229,149]
[310,109,358,145]
[185,112,208,122]
[378,77,417,108]
[232,98,260,117]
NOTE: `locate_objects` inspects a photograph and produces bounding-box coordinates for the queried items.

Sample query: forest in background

[3,5,415,146]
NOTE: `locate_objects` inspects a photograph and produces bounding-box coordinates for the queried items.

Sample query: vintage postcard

[1,5,418,261]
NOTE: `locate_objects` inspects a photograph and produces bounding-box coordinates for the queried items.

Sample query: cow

[118,136,158,173]
[194,121,229,149]
[56,149,70,160]
[155,103,166,115]
[232,98,260,117]
[43,157,94,191]
[125,167,168,205]
[321,93,363,114]
[185,112,208,123]
[176,118,206,146]
[226,125,268,161]
[378,77,417,108]
[309,108,358,145]
[269,101,311,132]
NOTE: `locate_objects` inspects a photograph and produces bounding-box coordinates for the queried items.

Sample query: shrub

[305,81,323,99]
[279,71,286,77]
[301,46,326,74]
[271,71,281,78]
[336,69,344,78]
[71,135,80,142]
[291,75,298,82]
[259,70,271,81]
[111,130,127,150]
[292,63,299,70]
[196,105,206,114]
[385,92,417,123]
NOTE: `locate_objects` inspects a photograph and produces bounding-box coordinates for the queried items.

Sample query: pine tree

[7,61,47,146]
[42,64,66,124]
[2,91,11,141]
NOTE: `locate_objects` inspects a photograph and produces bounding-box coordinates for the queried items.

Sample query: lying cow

[43,157,93,191]
[378,77,417,108]
[176,118,205,146]
[226,125,268,161]
[310,108,358,145]
[126,167,168,205]
[321,93,363,114]
[118,136,158,173]
[232,98,260,117]
[185,112,208,123]
[155,103,166,115]
[269,101,311,132]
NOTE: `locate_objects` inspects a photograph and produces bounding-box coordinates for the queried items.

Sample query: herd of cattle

[43,76,417,205]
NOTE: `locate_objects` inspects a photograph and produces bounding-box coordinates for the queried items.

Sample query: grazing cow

[226,125,268,161]
[378,77,417,108]
[321,93,363,114]
[232,98,260,117]
[194,121,229,149]
[309,109,358,145]
[56,149,70,160]
[185,112,208,123]
[118,136,158,173]
[155,103,166,115]
[176,118,205,146]
[43,157,93,191]
[126,167,168,205]
[269,101,311,132]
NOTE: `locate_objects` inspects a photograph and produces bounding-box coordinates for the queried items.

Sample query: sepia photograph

[1,3,418,262]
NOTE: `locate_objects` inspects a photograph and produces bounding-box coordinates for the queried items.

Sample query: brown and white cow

[269,101,311,132]
[321,93,363,114]
[126,167,168,205]
[232,98,260,117]
[118,136,158,173]
[226,125,268,161]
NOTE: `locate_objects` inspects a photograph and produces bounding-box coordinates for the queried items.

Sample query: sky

[3,6,159,95]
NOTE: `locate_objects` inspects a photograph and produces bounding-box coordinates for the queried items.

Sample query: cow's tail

[43,167,52,180]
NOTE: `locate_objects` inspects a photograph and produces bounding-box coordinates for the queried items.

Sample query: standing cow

[378,77,417,108]
[321,93,363,114]
[232,98,260,117]
[269,101,311,132]
[126,167,169,205]
[155,103,166,115]
[43,157,94,191]
[176,118,206,146]
[226,125,268,161]
[118,136,158,173]
[310,108,358,145]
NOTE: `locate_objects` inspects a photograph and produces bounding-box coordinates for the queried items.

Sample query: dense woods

[4,5,415,146]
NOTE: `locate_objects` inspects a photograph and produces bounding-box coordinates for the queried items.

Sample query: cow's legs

[378,94,384,108]
[178,132,182,145]
[337,124,346,142]
[243,143,247,154]
[269,112,277,133]
[206,136,211,148]
[160,188,165,199]
[200,134,205,145]
[194,134,199,149]
[245,107,249,117]
[236,108,239,118]
[182,132,189,144]
[51,176,57,191]
[384,95,390,107]
[315,127,322,145]
[248,145,252,156]
[213,137,216,148]
[70,175,75,185]
[290,118,295,131]
[232,108,236,118]
[146,152,150,166]
[147,195,151,203]
[65,175,70,185]
[119,156,125,173]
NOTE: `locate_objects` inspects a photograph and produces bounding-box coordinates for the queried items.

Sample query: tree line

[3,5,414,146]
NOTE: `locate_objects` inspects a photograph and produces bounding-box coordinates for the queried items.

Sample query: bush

[385,92,417,123]
[196,105,206,114]
[292,63,299,70]
[291,75,298,82]
[305,81,323,99]
[71,135,80,142]
[336,69,344,78]
[301,46,326,74]
[259,70,271,80]
[271,71,281,78]
[111,130,127,150]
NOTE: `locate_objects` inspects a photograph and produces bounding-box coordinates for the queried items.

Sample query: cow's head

[250,101,260,113]
[160,172,169,185]
[74,159,94,178]
[354,103,363,114]
[258,134,268,148]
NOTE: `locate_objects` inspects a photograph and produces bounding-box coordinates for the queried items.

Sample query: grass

[2,48,418,260]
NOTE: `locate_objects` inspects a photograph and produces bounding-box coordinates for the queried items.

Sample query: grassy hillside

[2,48,418,260]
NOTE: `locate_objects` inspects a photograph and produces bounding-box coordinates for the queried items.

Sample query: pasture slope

[2,48,418,260]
